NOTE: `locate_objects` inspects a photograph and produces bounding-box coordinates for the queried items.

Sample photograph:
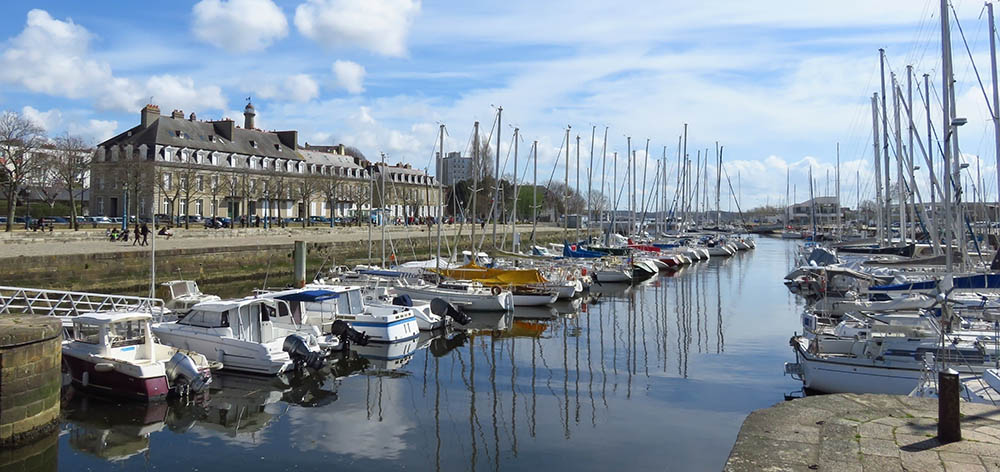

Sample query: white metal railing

[0,285,166,318]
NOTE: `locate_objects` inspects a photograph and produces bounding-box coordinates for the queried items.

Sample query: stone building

[89,103,441,224]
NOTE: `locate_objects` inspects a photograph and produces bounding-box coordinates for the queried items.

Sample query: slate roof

[100,114,300,160]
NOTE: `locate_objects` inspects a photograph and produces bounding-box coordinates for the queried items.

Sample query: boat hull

[63,354,170,401]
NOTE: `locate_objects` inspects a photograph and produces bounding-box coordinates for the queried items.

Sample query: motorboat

[160,280,220,315]
[63,312,217,401]
[509,286,559,306]
[631,259,659,280]
[261,286,419,343]
[392,279,513,312]
[152,297,328,375]
[785,315,997,394]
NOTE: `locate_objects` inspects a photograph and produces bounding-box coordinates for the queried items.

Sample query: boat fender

[94,362,115,373]
[330,320,370,346]
[82,371,89,387]
[282,335,326,370]
[491,286,502,296]
[430,298,471,325]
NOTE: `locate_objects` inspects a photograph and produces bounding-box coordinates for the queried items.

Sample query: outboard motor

[391,294,414,307]
[283,335,325,370]
[330,320,370,346]
[431,298,471,325]
[165,352,210,394]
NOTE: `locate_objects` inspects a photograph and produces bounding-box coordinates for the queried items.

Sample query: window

[162,173,172,190]
[174,130,182,138]
[97,197,104,215]
[108,320,145,348]
[178,309,227,328]
[196,199,203,216]
[74,323,101,344]
[197,176,204,191]
[274,144,280,151]
[208,135,215,142]
[212,175,219,189]
[249,140,257,148]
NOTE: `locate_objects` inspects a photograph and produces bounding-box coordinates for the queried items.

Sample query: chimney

[275,130,298,150]
[171,109,184,119]
[212,119,235,141]
[243,102,256,129]
[338,144,345,155]
[188,112,197,121]
[140,104,160,128]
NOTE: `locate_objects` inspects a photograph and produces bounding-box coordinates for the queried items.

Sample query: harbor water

[56,238,804,471]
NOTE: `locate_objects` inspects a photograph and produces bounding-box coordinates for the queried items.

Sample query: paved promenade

[0,224,569,259]
[726,393,1000,472]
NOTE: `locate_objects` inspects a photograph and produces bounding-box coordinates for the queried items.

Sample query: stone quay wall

[0,316,62,447]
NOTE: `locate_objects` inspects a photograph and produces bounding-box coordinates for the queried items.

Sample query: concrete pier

[0,316,61,447]
[726,393,1000,471]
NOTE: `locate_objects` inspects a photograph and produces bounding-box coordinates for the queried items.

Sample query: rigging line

[951,2,996,119]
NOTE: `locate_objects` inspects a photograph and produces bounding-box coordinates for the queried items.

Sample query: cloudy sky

[1,0,999,208]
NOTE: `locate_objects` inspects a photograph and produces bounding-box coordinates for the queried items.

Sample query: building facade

[787,196,845,226]
[436,151,473,186]
[90,104,442,224]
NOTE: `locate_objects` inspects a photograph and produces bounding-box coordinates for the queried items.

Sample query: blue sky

[1,0,999,208]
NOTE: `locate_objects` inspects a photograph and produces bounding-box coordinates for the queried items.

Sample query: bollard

[293,240,306,288]
[938,368,961,443]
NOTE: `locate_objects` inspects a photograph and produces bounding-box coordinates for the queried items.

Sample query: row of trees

[1,111,92,232]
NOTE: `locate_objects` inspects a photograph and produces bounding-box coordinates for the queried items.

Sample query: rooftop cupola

[244,101,256,130]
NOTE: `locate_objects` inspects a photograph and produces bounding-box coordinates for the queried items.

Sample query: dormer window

[249,140,257,148]
[274,144,280,151]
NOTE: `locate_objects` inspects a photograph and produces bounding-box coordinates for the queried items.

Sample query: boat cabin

[178,298,289,343]
[71,312,156,360]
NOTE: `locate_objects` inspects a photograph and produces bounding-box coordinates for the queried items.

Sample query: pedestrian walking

[140,223,150,246]
[132,224,140,245]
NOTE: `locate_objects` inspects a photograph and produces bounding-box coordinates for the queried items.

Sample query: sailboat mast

[879,48,891,245]
[532,140,538,243]
[627,136,633,234]
[564,127,571,240]
[990,2,1000,228]
[472,121,479,250]
[576,134,581,242]
[588,125,595,238]
[871,93,883,244]
[512,127,519,252]
[893,74,905,246]
[600,127,608,235]
[640,138,650,232]
[836,143,841,236]
[493,107,501,248]
[380,152,387,268]
[941,0,955,273]
[906,65,915,243]
[609,151,618,244]
[437,125,444,277]
[716,142,722,227]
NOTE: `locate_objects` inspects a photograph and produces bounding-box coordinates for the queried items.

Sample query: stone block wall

[0,317,61,447]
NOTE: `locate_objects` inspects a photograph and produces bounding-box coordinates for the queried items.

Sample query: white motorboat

[631,259,659,279]
[360,286,450,330]
[152,298,326,375]
[262,286,420,343]
[785,319,996,395]
[63,312,217,401]
[161,280,220,315]
[392,279,513,312]
[510,287,559,306]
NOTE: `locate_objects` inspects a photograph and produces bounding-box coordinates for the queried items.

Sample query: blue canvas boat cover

[274,290,340,302]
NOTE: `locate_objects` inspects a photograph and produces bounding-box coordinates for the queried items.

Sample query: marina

[18,237,800,471]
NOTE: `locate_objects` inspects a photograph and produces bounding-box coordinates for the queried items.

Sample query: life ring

[491,286,502,296]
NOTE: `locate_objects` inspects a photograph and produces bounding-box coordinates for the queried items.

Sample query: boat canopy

[274,290,341,302]
[433,263,547,285]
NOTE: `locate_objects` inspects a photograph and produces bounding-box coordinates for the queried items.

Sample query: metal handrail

[0,285,166,318]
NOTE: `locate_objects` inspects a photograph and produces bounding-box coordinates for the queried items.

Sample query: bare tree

[344,181,370,226]
[207,174,222,219]
[177,161,199,229]
[50,135,92,230]
[294,175,319,227]
[321,173,344,226]
[272,174,287,225]
[32,157,63,211]
[220,169,239,230]
[0,111,45,232]
[154,166,182,225]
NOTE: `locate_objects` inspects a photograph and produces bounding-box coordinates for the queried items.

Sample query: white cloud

[332,60,366,94]
[285,74,320,102]
[145,75,227,113]
[21,106,62,131]
[68,119,119,144]
[294,0,420,57]
[0,10,135,109]
[192,0,288,52]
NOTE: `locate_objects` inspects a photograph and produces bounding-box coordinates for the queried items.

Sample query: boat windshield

[74,323,101,344]
[337,290,364,315]
[107,320,145,348]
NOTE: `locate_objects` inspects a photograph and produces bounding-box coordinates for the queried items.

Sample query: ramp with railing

[0,285,166,318]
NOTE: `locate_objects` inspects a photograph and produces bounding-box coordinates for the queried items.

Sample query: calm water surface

[57,238,804,471]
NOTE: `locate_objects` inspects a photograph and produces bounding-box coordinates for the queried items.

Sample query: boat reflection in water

[55,240,799,471]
